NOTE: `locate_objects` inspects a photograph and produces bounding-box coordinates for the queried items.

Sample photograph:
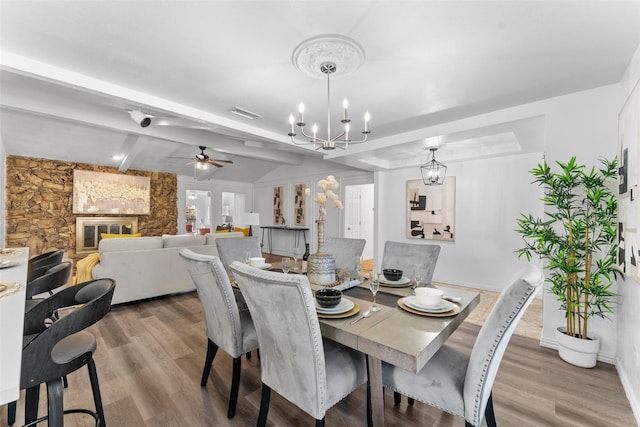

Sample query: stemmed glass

[282,257,291,274]
[355,256,364,280]
[369,271,381,312]
[292,247,301,272]
[413,265,423,290]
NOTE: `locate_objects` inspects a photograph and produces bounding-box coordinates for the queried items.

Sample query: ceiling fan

[170,146,234,168]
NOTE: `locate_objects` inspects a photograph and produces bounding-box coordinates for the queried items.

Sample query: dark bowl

[315,288,342,308]
[383,268,403,281]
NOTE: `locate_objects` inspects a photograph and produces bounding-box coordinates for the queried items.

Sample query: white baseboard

[616,359,640,426]
[539,337,617,365]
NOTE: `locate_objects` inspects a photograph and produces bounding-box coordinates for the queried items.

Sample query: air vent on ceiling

[228,107,262,120]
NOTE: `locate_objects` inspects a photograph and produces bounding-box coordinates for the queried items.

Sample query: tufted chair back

[463,267,543,426]
[323,237,366,272]
[381,241,441,285]
[215,236,262,271]
[179,249,254,358]
[232,261,368,425]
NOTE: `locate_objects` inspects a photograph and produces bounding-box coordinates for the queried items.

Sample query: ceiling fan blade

[211,159,233,164]
[207,160,225,168]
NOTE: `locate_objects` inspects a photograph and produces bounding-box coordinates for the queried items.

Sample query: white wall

[253,157,373,256]
[617,43,640,423]
[375,83,623,362]
[376,152,543,291]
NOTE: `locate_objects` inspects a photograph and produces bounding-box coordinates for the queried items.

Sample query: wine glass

[413,265,423,290]
[282,257,291,274]
[369,271,381,312]
[292,247,301,272]
[355,256,363,280]
[244,251,252,264]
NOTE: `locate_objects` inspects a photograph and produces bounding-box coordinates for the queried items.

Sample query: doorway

[185,190,212,234]
[343,183,374,259]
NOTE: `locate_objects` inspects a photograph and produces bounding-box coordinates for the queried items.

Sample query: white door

[344,184,374,259]
[345,186,362,239]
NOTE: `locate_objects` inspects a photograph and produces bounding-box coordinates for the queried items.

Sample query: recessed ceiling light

[228,107,261,120]
[112,154,124,161]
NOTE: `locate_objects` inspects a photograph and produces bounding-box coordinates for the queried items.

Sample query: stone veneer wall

[4,156,178,265]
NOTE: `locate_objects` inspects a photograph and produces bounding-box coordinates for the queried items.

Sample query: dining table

[316,280,479,426]
[0,247,29,406]
[268,263,481,426]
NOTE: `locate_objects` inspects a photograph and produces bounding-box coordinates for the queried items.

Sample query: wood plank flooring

[2,290,635,426]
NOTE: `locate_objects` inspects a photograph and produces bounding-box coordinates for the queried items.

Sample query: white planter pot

[556,326,600,368]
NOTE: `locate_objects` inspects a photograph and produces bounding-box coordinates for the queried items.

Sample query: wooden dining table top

[311,280,480,373]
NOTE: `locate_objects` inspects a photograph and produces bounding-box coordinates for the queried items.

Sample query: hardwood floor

[2,289,635,426]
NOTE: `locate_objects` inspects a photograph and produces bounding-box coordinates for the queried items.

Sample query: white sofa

[92,232,243,304]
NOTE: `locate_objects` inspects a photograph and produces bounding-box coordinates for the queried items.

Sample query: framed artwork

[72,170,150,215]
[406,177,455,240]
[273,186,285,225]
[294,183,307,226]
[618,79,640,282]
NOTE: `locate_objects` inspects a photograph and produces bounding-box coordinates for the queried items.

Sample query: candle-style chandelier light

[288,35,371,150]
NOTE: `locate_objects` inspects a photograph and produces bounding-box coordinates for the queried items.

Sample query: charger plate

[379,276,412,288]
[317,302,360,319]
[397,298,460,317]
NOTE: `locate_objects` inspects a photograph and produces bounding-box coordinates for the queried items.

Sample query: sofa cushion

[99,236,163,253]
[163,234,206,248]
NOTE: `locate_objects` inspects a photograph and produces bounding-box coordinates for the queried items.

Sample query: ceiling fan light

[129,110,151,127]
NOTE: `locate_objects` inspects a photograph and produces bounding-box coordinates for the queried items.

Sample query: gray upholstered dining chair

[214,236,262,312]
[178,249,259,419]
[230,261,368,427]
[382,266,544,427]
[215,236,262,270]
[323,237,366,272]
[381,241,441,285]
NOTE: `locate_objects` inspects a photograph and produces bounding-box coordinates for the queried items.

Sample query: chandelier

[288,35,371,150]
[420,147,447,185]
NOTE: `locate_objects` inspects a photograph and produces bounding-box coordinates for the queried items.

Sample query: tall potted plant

[515,157,621,368]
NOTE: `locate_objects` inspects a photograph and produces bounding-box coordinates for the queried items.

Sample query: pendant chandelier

[420,147,447,185]
[288,35,371,150]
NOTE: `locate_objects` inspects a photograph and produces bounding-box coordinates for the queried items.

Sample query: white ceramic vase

[556,326,600,368]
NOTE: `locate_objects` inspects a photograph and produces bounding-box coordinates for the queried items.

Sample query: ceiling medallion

[288,35,370,150]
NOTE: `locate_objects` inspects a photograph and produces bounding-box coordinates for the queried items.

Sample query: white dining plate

[256,263,272,270]
[315,298,355,314]
[379,276,411,285]
[403,296,454,313]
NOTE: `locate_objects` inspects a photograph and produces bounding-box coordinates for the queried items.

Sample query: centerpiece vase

[307,219,336,286]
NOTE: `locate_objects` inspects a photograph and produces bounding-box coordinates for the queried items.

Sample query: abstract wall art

[72,170,150,215]
[406,177,456,241]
